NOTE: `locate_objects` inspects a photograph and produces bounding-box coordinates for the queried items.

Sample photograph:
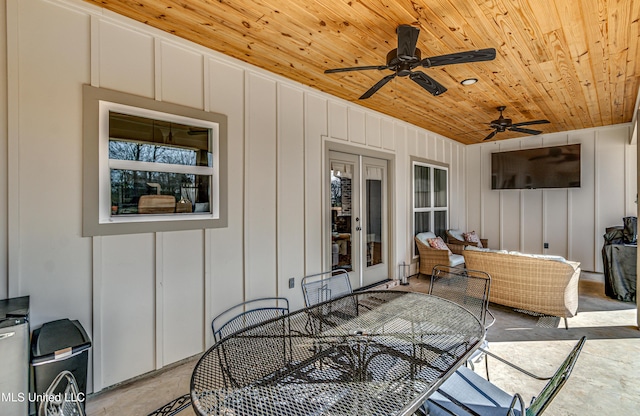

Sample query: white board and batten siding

[466,124,636,273]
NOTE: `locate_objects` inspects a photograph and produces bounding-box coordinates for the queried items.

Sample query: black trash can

[31,319,91,412]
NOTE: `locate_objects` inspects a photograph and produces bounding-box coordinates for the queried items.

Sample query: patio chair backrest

[430,265,492,328]
[526,336,587,416]
[38,370,85,416]
[301,269,352,307]
[211,297,290,342]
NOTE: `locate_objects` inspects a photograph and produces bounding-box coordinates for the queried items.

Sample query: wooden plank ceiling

[83,0,640,144]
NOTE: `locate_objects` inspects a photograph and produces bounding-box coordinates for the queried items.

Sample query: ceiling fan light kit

[325,24,496,99]
[460,78,478,85]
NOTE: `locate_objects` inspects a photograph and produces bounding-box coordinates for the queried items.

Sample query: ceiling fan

[483,106,550,141]
[324,25,496,99]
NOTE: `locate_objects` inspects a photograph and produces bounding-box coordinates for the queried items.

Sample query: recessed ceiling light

[460,78,478,86]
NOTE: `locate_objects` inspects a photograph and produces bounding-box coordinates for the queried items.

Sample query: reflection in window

[414,165,431,208]
[331,165,353,272]
[366,179,383,267]
[107,111,214,217]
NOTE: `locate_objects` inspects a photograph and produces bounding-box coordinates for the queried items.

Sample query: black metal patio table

[190,290,484,416]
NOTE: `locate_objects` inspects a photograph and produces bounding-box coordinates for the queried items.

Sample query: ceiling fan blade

[483,130,498,141]
[325,65,389,74]
[419,48,496,68]
[409,71,447,96]
[509,127,542,135]
[511,119,551,127]
[397,25,420,59]
[359,73,397,99]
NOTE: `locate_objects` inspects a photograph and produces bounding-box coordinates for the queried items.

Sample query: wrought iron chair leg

[564,317,569,330]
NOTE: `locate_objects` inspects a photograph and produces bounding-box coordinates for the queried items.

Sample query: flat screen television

[491,144,581,189]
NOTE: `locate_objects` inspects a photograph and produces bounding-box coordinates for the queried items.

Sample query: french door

[328,151,388,289]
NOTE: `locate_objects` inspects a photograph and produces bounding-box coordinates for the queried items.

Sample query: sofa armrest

[447,243,465,255]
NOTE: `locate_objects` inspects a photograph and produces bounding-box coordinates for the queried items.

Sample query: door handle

[356,226,362,231]
[0,332,15,340]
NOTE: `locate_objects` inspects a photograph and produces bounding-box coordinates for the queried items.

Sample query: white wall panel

[160,41,204,108]
[245,73,277,299]
[98,20,154,97]
[465,145,482,233]
[277,84,305,310]
[496,140,521,251]
[208,58,245,324]
[417,131,427,159]
[365,113,381,148]
[426,134,436,160]
[394,123,409,266]
[545,189,568,258]
[328,101,347,140]
[100,234,155,387]
[381,118,395,151]
[596,128,627,229]
[348,107,366,144]
[481,145,501,248]
[304,93,327,279]
[15,0,92,326]
[406,128,417,156]
[161,230,204,365]
[569,130,596,270]
[522,190,544,254]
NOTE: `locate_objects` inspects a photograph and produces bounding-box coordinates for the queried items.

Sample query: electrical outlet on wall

[544,242,549,249]
[288,278,295,289]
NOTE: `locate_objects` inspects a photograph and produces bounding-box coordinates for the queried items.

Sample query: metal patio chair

[430,265,496,377]
[301,268,352,307]
[211,297,290,342]
[38,370,85,416]
[422,336,587,416]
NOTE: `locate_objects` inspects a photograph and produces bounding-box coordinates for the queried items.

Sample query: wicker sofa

[415,232,465,276]
[463,248,580,328]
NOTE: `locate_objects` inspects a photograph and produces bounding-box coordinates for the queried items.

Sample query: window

[413,160,448,254]
[83,86,227,236]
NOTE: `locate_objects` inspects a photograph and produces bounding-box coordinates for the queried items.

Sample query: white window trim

[83,85,228,236]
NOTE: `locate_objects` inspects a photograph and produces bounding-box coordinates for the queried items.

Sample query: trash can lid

[31,319,91,364]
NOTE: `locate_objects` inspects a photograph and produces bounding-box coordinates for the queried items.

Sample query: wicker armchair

[415,232,464,276]
[446,229,488,252]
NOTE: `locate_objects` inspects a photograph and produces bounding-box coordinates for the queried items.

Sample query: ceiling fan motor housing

[386,48,421,77]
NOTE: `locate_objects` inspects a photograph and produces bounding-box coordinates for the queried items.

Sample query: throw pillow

[463,230,483,248]
[427,237,452,255]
